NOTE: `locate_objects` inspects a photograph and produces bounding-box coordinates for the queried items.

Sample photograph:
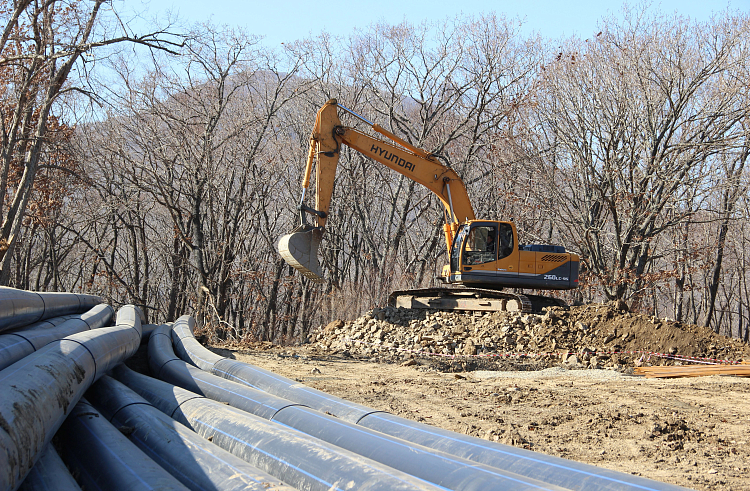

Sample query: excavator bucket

[278,225,325,283]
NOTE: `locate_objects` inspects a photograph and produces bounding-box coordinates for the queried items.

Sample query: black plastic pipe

[148,323,303,419]
[9,315,76,332]
[86,374,295,491]
[112,365,445,491]
[56,398,189,491]
[151,323,570,491]
[17,444,80,491]
[0,287,102,332]
[171,315,687,491]
[0,304,114,371]
[0,315,74,371]
[170,316,383,423]
[0,305,142,491]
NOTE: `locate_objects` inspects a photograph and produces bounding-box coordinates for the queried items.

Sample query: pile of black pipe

[86,374,294,491]
[0,292,142,490]
[147,323,566,490]
[16,444,80,491]
[56,398,189,490]
[0,304,114,371]
[114,362,444,491]
[0,287,692,491]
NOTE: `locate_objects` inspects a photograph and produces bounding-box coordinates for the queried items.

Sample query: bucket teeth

[278,225,324,283]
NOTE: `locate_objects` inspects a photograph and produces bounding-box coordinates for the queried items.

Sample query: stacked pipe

[0,289,309,491]
[55,398,189,490]
[144,323,563,490]
[0,304,114,371]
[0,292,141,491]
[0,288,691,491]
[0,287,102,332]
[113,364,442,491]
[16,445,80,491]
[85,374,294,491]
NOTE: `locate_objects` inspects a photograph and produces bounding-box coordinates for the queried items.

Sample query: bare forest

[2,1,750,344]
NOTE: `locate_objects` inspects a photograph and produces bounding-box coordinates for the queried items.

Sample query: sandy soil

[216,345,750,491]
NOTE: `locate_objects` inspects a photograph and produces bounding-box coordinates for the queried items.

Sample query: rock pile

[310,303,750,369]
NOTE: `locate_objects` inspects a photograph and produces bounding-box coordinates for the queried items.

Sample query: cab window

[498,223,514,259]
[463,226,497,265]
[450,225,470,271]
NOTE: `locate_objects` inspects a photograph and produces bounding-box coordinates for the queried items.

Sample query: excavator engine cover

[278,225,325,283]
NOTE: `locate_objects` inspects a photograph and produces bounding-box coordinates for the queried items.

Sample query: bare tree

[0,0,181,283]
[81,25,310,334]
[527,7,750,306]
[10,7,750,344]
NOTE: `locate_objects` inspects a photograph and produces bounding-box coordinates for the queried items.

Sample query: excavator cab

[446,221,518,289]
[445,220,579,290]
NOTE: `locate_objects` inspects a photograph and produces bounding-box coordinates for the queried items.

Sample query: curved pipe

[171,316,383,423]
[172,315,685,491]
[0,305,142,491]
[86,375,295,491]
[112,365,444,491]
[0,315,73,372]
[56,398,188,491]
[149,324,303,420]
[0,304,114,371]
[0,287,103,332]
[17,444,80,491]
[153,323,566,490]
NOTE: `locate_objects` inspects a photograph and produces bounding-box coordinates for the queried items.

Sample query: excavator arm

[339,128,476,225]
[279,99,474,282]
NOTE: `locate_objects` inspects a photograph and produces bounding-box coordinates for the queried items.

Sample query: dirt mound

[310,302,750,370]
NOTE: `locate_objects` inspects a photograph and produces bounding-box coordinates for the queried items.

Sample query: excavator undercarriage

[389,288,567,314]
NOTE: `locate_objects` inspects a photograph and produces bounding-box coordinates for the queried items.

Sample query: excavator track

[388,288,565,314]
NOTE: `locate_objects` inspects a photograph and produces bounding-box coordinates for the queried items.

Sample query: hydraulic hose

[0,305,142,491]
[0,304,114,371]
[171,315,687,491]
[0,287,102,332]
[56,398,188,491]
[86,375,294,491]
[151,323,568,491]
[112,365,445,491]
[17,444,80,491]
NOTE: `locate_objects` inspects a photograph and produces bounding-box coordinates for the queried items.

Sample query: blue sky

[130,0,746,46]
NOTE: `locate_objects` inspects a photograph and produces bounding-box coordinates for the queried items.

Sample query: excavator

[278,99,579,313]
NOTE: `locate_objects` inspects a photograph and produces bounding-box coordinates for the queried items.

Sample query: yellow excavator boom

[279,99,475,281]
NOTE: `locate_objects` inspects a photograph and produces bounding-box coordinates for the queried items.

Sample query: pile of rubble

[310,303,750,369]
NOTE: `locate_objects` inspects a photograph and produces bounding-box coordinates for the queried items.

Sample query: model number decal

[544,274,569,281]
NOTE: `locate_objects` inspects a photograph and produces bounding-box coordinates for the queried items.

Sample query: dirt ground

[211,303,750,491]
